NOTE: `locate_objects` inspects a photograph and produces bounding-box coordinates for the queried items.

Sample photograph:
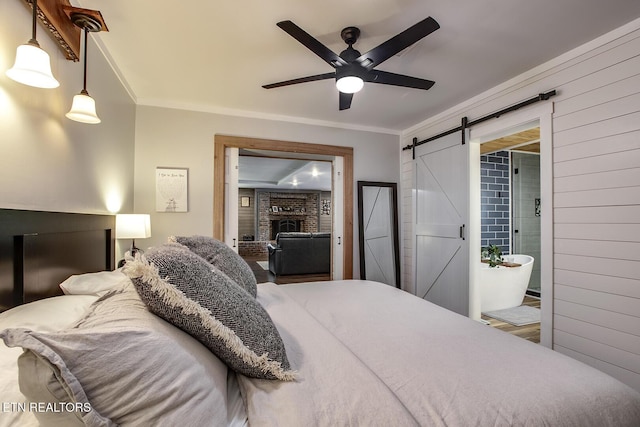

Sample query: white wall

[133,105,400,275]
[0,1,135,217]
[401,18,640,391]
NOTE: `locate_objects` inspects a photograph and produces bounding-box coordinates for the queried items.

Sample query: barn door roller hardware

[404,90,556,151]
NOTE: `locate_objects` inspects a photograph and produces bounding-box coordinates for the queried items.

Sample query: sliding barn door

[413,131,469,315]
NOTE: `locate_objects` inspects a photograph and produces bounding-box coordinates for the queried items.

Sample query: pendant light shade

[66,13,102,125]
[6,0,59,89]
[66,89,100,124]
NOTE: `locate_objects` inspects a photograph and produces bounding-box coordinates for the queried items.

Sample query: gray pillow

[170,235,257,297]
[0,287,230,427]
[122,244,295,381]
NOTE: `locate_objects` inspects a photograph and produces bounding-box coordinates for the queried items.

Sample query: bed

[1,209,639,427]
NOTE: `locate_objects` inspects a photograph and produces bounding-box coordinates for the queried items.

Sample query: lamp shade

[66,90,101,124]
[116,214,151,239]
[335,75,364,94]
[6,42,60,89]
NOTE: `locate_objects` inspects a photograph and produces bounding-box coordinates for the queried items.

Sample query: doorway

[237,153,333,284]
[213,134,354,280]
[469,103,553,348]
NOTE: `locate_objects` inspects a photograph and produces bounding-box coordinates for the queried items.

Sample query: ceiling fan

[263,17,440,110]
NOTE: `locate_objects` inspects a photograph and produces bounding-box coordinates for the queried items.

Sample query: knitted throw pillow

[123,244,294,381]
[170,235,257,297]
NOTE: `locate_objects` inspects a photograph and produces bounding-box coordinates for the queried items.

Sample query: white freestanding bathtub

[480,254,534,312]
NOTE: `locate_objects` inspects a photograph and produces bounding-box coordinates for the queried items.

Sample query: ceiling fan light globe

[336,76,364,94]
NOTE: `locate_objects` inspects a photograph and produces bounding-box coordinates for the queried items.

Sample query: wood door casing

[213,134,354,279]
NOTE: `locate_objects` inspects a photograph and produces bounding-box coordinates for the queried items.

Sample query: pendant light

[66,13,102,124]
[6,0,60,89]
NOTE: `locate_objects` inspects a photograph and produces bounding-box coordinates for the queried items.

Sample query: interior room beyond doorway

[479,125,541,344]
[213,134,354,280]
[236,152,333,284]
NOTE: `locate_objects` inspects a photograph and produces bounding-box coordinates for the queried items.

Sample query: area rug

[482,305,540,326]
[256,261,269,271]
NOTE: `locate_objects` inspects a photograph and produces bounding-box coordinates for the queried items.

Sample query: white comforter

[238,280,640,427]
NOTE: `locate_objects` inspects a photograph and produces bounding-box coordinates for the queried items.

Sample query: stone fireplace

[270,219,302,239]
[257,191,319,240]
[238,189,330,258]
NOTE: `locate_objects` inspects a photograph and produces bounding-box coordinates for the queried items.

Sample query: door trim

[213,134,354,279]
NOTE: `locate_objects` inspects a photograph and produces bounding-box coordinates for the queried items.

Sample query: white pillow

[0,295,99,332]
[0,295,99,427]
[2,287,231,426]
[59,270,131,296]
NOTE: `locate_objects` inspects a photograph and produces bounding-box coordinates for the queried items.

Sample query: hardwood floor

[481,296,541,343]
[244,256,331,285]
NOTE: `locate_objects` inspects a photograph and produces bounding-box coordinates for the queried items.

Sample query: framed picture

[321,199,331,215]
[272,206,278,213]
[241,196,250,207]
[156,167,188,212]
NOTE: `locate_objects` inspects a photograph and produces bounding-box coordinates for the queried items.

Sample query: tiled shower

[480,150,541,293]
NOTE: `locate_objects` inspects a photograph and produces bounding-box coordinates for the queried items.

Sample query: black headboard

[0,209,115,311]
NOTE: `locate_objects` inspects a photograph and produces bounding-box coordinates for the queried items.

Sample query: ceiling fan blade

[277,21,347,68]
[339,92,353,110]
[263,72,335,89]
[366,70,435,90]
[357,16,440,69]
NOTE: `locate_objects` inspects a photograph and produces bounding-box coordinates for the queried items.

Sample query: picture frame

[156,167,189,212]
[321,199,331,215]
[241,196,250,207]
[272,206,278,213]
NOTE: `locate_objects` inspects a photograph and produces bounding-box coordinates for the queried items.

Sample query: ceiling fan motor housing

[335,64,366,82]
[340,26,361,45]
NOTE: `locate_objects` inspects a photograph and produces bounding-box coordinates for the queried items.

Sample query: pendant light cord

[29,0,38,45]
[82,28,88,93]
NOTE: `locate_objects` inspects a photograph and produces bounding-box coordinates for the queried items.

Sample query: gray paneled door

[413,131,469,315]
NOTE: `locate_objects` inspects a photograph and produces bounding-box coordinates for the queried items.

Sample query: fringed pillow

[123,244,294,381]
[169,235,257,297]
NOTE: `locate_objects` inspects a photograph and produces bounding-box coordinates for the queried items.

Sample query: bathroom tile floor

[481,296,541,343]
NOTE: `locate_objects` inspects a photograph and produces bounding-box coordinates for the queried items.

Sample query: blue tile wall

[480,151,510,254]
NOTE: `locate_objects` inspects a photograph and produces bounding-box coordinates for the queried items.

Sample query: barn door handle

[338,236,341,245]
[460,224,465,240]
[232,238,236,248]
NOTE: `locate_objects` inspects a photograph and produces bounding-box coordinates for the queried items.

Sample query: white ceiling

[79,0,640,133]
[239,155,332,191]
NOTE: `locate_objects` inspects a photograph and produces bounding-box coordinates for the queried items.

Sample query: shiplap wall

[552,29,640,390]
[401,19,640,391]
